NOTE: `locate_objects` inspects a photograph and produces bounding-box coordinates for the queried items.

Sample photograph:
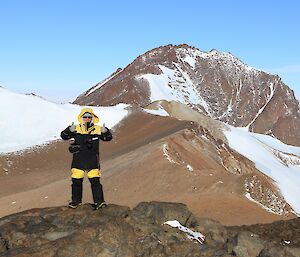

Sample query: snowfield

[0,87,129,153]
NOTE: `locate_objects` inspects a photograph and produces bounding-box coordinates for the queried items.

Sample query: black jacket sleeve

[99,128,113,141]
[60,126,75,140]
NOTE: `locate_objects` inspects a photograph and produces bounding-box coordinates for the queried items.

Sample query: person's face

[82,114,93,122]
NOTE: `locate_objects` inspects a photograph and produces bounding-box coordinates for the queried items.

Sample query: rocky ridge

[0,202,299,257]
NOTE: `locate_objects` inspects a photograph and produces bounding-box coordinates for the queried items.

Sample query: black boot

[69,178,83,208]
[89,177,105,209]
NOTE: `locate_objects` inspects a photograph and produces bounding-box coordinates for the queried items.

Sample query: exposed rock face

[0,202,299,257]
[74,44,300,146]
[244,174,291,215]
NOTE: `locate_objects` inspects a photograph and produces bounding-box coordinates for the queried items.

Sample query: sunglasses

[83,116,92,119]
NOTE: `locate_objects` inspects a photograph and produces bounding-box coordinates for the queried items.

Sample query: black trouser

[89,177,104,203]
[71,178,83,203]
[71,177,104,204]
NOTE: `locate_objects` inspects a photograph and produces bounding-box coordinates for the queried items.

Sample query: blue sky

[0,0,299,103]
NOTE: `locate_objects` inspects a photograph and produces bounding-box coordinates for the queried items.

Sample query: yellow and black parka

[60,108,112,170]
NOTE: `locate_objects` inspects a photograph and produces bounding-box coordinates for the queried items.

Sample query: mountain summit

[74,44,300,146]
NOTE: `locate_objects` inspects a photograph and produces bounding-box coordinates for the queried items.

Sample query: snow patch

[183,55,196,69]
[245,193,279,214]
[245,82,275,130]
[137,64,211,116]
[143,107,169,117]
[164,220,205,244]
[186,164,194,171]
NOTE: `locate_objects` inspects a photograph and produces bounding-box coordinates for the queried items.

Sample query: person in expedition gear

[60,108,112,210]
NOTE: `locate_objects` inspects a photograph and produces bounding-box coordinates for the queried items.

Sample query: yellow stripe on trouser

[71,168,101,178]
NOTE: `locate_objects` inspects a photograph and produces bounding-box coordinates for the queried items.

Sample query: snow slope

[148,104,300,215]
[224,126,300,214]
[0,88,128,153]
[137,65,211,114]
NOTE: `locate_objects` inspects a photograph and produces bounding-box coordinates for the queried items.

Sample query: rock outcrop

[0,202,299,257]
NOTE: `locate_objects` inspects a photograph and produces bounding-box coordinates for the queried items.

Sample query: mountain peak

[74,44,300,146]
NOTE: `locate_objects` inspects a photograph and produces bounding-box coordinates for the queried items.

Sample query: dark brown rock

[0,202,299,257]
[226,218,300,248]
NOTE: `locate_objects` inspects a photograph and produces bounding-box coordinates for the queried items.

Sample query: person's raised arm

[99,123,112,141]
[61,122,76,140]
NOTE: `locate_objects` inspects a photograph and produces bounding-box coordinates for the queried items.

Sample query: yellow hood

[77,108,99,124]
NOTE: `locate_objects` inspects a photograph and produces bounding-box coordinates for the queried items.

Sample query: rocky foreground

[0,202,299,257]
